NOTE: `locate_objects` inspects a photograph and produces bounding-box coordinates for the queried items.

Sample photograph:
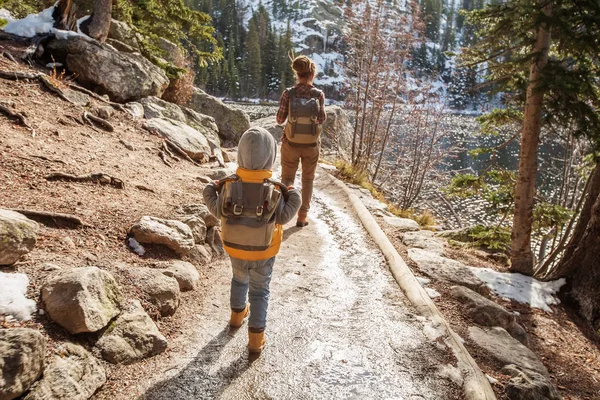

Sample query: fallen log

[10,208,88,229]
[46,172,124,189]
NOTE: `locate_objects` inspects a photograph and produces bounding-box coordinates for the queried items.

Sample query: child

[277,55,327,227]
[203,127,302,354]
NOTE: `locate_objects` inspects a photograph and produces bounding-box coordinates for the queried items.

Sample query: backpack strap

[288,87,298,138]
[266,179,289,196]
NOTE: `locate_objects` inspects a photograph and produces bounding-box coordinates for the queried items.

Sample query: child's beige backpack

[218,175,286,251]
[284,87,323,145]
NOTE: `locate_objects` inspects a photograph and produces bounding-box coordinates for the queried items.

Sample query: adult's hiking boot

[230,304,249,328]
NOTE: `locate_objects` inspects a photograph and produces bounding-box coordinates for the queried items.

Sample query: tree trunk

[559,188,600,329]
[548,161,600,279]
[510,1,552,275]
[80,0,113,43]
[53,0,78,31]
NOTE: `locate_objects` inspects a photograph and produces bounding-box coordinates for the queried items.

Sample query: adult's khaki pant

[280,140,320,220]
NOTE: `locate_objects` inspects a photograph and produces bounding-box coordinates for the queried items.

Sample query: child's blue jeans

[230,256,275,330]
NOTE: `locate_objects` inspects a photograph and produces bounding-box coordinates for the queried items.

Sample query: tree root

[46,172,125,189]
[65,82,127,112]
[0,102,35,134]
[135,185,155,193]
[165,139,202,166]
[161,141,178,161]
[1,51,17,63]
[159,150,173,168]
[10,208,88,229]
[83,111,114,132]
[38,75,75,104]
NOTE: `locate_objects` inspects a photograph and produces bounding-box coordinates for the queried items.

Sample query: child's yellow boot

[229,304,249,328]
[248,330,266,353]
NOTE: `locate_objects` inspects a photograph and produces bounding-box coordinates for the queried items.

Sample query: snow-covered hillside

[241,0,346,90]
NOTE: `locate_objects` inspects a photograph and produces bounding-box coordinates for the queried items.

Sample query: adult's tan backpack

[284,87,323,145]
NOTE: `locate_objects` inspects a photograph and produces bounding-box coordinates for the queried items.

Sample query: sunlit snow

[468,267,566,312]
[0,272,37,321]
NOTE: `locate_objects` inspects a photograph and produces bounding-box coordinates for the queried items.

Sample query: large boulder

[402,230,445,255]
[96,300,167,364]
[130,216,195,256]
[157,37,183,64]
[129,268,180,317]
[178,204,220,229]
[205,227,225,257]
[162,261,200,291]
[24,343,105,400]
[188,88,250,142]
[181,107,223,163]
[143,118,212,163]
[408,248,488,294]
[179,215,207,244]
[46,37,169,103]
[139,96,186,121]
[41,267,123,334]
[0,209,39,266]
[108,19,139,50]
[186,244,212,266]
[383,216,420,232]
[503,365,561,400]
[251,116,283,143]
[450,286,528,345]
[0,328,46,400]
[468,326,549,377]
[321,106,353,158]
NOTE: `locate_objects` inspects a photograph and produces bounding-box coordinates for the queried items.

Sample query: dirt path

[135,170,461,399]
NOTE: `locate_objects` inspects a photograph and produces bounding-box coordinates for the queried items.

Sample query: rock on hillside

[129,216,195,256]
[0,328,46,400]
[45,37,169,103]
[96,300,167,364]
[0,209,39,265]
[41,267,123,334]
[188,89,250,143]
[143,118,212,163]
[24,343,105,400]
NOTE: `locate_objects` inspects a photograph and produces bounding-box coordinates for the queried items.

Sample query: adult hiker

[276,55,327,227]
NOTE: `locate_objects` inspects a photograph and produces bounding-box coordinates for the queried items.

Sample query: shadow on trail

[282,225,302,241]
[142,326,252,400]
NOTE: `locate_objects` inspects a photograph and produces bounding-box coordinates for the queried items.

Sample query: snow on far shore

[0,271,37,321]
[469,267,566,313]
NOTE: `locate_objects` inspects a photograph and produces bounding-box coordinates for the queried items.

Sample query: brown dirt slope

[0,56,228,397]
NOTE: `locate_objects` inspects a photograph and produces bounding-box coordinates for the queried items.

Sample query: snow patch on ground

[425,287,441,299]
[3,5,91,41]
[0,272,37,321]
[4,6,55,37]
[0,8,13,21]
[128,237,146,256]
[468,267,566,312]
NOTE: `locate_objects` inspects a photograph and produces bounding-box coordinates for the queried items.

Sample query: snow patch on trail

[0,272,37,321]
[468,267,566,312]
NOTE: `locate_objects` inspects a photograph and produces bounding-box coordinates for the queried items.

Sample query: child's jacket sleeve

[202,183,221,219]
[275,188,302,225]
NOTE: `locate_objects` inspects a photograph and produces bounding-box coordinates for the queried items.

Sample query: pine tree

[244,18,262,98]
[463,0,600,277]
[278,21,295,93]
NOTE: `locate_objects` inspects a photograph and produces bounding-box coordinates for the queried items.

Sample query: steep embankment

[0,52,238,397]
